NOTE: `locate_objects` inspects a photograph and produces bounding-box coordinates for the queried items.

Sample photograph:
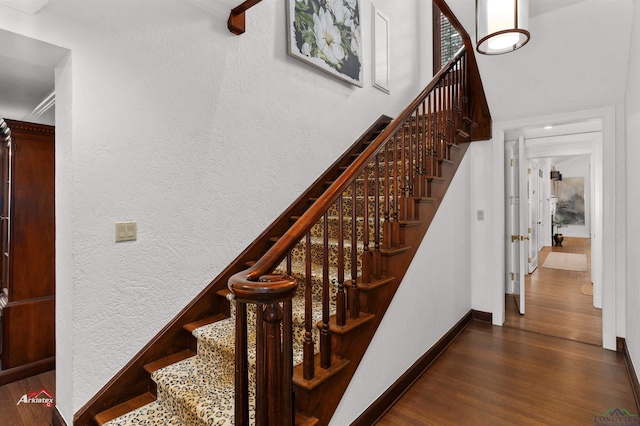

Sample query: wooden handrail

[228,52,465,294]
[228,0,263,35]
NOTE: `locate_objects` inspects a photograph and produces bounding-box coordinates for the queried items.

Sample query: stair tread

[416,196,437,203]
[296,412,321,426]
[143,350,195,374]
[184,314,227,333]
[101,396,185,426]
[293,355,350,391]
[323,311,375,335]
[151,355,239,426]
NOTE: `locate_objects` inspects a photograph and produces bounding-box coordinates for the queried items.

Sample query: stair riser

[306,216,383,242]
[290,239,364,276]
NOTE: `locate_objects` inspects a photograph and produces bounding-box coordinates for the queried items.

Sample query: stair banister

[228,3,491,423]
[228,49,477,426]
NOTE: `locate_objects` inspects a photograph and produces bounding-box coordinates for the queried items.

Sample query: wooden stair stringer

[291,141,471,425]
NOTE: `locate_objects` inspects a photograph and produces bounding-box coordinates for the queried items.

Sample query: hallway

[377,237,638,425]
[377,321,638,425]
[504,237,602,346]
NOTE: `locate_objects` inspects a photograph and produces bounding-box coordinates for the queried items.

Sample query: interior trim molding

[621,338,640,413]
[351,311,473,426]
[53,407,68,426]
[471,309,492,323]
[0,356,55,386]
[0,0,49,14]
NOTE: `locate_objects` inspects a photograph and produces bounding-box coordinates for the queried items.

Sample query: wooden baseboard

[0,356,55,386]
[621,339,640,413]
[53,407,68,426]
[350,311,473,426]
[471,309,492,323]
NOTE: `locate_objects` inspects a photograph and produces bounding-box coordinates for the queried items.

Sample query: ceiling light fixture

[476,0,530,55]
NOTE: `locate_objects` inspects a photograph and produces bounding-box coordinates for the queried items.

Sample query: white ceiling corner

[0,0,49,14]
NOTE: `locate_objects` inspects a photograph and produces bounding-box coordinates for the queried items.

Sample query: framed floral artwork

[287,0,363,87]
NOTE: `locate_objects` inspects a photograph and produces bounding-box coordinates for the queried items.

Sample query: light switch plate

[115,221,137,242]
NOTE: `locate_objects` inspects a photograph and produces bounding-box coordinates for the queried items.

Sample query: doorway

[491,108,618,350]
[504,125,600,345]
[0,30,68,384]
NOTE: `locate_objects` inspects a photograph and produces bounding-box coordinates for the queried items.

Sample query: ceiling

[0,0,635,127]
[447,0,634,122]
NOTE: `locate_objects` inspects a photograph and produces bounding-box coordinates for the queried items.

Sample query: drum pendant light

[476,0,530,55]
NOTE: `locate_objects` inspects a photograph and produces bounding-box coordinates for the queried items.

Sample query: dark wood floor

[505,237,602,346]
[377,322,638,425]
[0,369,55,425]
[378,237,638,425]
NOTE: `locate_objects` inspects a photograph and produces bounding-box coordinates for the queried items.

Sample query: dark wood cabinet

[0,119,55,385]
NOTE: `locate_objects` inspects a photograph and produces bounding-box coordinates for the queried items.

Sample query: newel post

[228,272,297,426]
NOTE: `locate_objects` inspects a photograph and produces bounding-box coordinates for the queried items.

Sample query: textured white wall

[624,0,640,386]
[331,152,472,425]
[0,0,431,423]
[469,140,495,313]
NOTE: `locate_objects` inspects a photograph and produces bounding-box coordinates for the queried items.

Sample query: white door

[505,137,527,314]
[528,166,539,272]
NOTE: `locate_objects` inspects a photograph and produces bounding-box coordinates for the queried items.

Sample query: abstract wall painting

[556,177,585,226]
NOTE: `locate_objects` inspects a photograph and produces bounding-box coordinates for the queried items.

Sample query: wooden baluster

[444,72,450,160]
[438,79,444,176]
[392,133,400,246]
[448,67,454,156]
[321,213,331,369]
[373,154,382,279]
[455,58,461,140]
[463,53,471,120]
[361,168,372,284]
[255,304,266,426]
[451,66,456,147]
[383,142,391,250]
[286,251,292,276]
[282,299,293,426]
[408,114,414,199]
[235,302,249,426]
[399,123,407,221]
[303,231,314,380]
[427,93,433,179]
[349,180,359,319]
[416,101,426,198]
[407,112,415,221]
[336,195,346,326]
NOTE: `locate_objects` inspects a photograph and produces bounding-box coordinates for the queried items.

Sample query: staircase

[75,2,491,425]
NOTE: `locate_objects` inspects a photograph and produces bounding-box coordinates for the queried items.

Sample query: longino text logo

[16,388,55,408]
[594,408,640,425]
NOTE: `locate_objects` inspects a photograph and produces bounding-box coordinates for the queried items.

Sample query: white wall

[0,0,432,422]
[331,150,472,425]
[469,140,495,313]
[624,0,640,383]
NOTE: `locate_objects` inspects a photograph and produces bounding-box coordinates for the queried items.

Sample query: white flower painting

[288,0,363,86]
